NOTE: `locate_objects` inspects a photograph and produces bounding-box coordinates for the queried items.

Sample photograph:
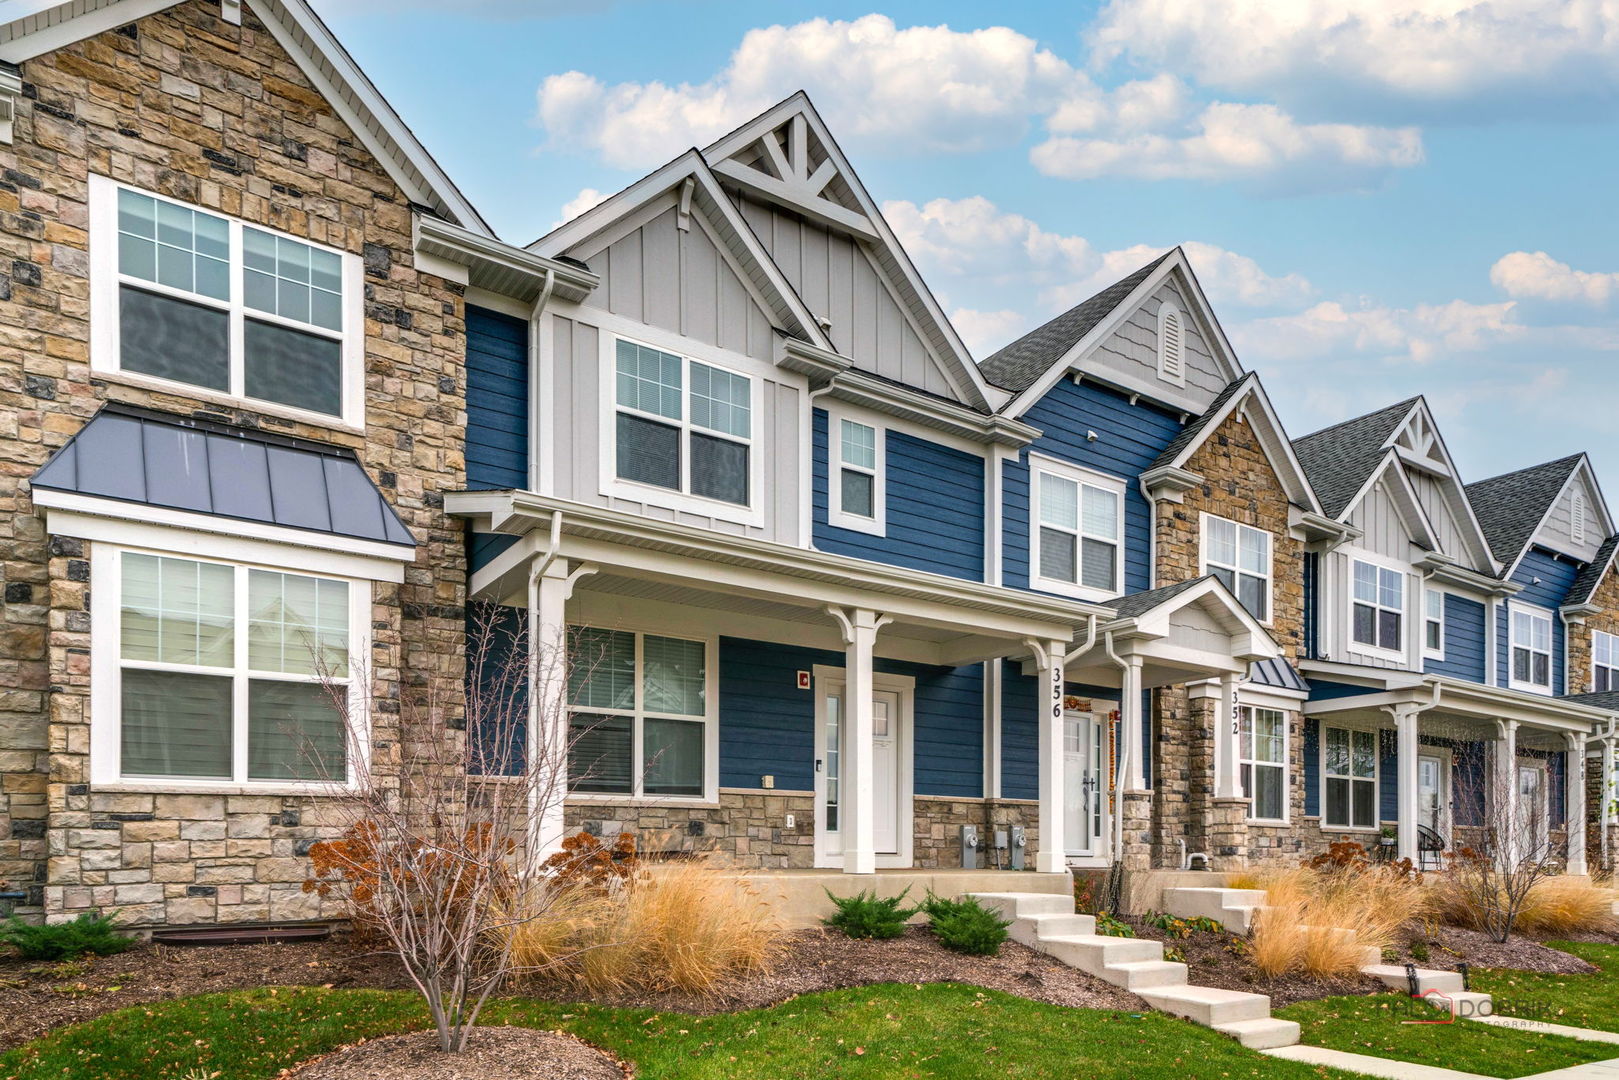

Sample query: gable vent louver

[1158,304,1185,385]
[1573,492,1588,544]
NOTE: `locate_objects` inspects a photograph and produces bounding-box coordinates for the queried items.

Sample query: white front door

[1517,761,1549,858]
[815,675,909,866]
[1064,711,1106,857]
[1418,754,1447,837]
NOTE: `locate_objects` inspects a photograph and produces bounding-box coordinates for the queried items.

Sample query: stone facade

[1567,562,1619,695]
[0,1,469,925]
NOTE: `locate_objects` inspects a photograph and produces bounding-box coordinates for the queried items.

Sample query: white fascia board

[1113,578,1282,660]
[1500,461,1587,582]
[1152,372,1322,514]
[0,0,183,62]
[1165,248,1244,384]
[415,214,598,304]
[825,370,1038,449]
[1394,398,1500,573]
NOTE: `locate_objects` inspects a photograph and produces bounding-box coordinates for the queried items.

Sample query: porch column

[528,558,572,870]
[1121,655,1146,791]
[1213,672,1243,800]
[1566,733,1587,877]
[1497,719,1520,866]
[1394,704,1421,864]
[831,607,888,875]
[1030,638,1069,874]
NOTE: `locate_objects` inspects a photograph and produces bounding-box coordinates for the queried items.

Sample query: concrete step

[1040,932,1165,972]
[1137,984,1274,1026]
[1215,1017,1303,1050]
[1022,911,1096,939]
[1363,963,1465,995]
[1104,959,1189,989]
[1161,887,1266,933]
[968,891,1072,919]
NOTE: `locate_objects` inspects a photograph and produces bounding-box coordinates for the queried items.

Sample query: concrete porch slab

[737,868,1071,929]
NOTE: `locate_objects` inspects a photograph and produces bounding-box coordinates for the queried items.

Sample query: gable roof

[0,0,490,235]
[1292,397,1421,519]
[1109,574,1211,620]
[1567,533,1619,606]
[981,253,1171,394]
[1465,454,1585,569]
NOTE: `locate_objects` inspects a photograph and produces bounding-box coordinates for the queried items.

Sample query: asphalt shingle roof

[1561,690,1619,713]
[1291,398,1420,518]
[1567,534,1619,606]
[1109,575,1214,620]
[1464,455,1583,569]
[1147,373,1254,472]
[979,252,1171,394]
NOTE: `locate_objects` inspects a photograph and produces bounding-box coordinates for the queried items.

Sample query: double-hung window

[828,417,884,533]
[1031,458,1123,600]
[1423,590,1445,657]
[90,175,359,424]
[1595,630,1619,692]
[567,627,712,799]
[1240,706,1286,821]
[1203,515,1271,621]
[1510,606,1553,692]
[614,339,752,508]
[109,550,356,785]
[1323,726,1378,829]
[1351,559,1403,653]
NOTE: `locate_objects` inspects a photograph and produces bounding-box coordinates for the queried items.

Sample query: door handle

[815,758,822,773]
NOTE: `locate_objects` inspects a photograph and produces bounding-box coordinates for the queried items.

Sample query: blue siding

[1000,665,1138,800]
[1499,549,1578,689]
[468,603,527,776]
[719,637,984,797]
[1307,679,1381,701]
[1304,552,1319,659]
[1003,378,1183,595]
[811,411,985,581]
[1304,718,1319,816]
[465,306,529,491]
[1379,728,1398,822]
[1426,593,1487,682]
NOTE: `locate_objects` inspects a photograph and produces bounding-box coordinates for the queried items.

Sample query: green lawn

[1470,941,1619,1034]
[1277,992,1617,1078]
[0,983,1357,1080]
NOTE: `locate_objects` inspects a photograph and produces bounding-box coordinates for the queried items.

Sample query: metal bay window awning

[30,404,416,563]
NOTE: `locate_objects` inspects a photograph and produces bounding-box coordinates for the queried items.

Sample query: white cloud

[1032,102,1423,191]
[537,15,1087,170]
[949,308,1031,357]
[1088,0,1619,117]
[1050,241,1314,311]
[1233,297,1523,365]
[1490,251,1619,306]
[553,187,610,228]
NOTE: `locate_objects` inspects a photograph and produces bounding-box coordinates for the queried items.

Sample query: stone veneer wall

[1567,562,1619,695]
[0,1,468,925]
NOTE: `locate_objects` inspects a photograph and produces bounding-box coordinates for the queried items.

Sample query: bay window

[614,338,753,508]
[1595,630,1619,692]
[1031,457,1123,600]
[1351,559,1403,653]
[1202,514,1271,621]
[1240,706,1287,821]
[90,175,359,424]
[1323,726,1378,830]
[1510,606,1553,692]
[567,627,713,799]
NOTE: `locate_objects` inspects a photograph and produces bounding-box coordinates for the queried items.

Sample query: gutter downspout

[1102,629,1130,879]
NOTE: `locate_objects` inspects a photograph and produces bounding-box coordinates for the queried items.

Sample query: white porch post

[1498,719,1520,865]
[831,607,888,875]
[1031,638,1068,874]
[528,558,572,870]
[1213,672,1243,800]
[1394,704,1420,864]
[1121,656,1146,791]
[1566,733,1587,877]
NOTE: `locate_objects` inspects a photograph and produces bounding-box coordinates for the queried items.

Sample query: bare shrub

[1439,767,1562,942]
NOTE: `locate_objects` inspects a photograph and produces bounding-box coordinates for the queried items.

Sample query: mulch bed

[1122,916,1384,1007]
[285,1028,627,1080]
[1386,925,1612,974]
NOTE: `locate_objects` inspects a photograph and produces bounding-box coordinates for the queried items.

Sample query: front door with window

[1517,762,1549,858]
[1063,711,1107,857]
[815,676,909,867]
[1418,754,1448,839]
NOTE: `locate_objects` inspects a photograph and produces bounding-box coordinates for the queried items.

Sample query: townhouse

[0,0,1614,930]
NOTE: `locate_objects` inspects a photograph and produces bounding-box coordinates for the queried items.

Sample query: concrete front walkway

[1264,1044,1619,1080]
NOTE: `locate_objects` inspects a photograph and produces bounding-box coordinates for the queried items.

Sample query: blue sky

[313,0,1619,486]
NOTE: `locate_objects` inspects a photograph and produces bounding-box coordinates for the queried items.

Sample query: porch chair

[1417,823,1447,872]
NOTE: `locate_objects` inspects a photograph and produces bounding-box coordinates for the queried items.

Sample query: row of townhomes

[0,0,1616,930]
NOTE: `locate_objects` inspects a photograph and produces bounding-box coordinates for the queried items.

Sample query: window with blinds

[613,338,752,508]
[1030,457,1124,601]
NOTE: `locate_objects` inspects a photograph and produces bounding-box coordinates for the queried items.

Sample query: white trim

[1199,511,1273,626]
[1515,754,1551,855]
[1423,586,1447,661]
[826,409,885,535]
[464,287,531,321]
[89,542,372,793]
[1416,745,1453,846]
[1156,301,1186,387]
[1027,453,1126,604]
[1347,551,1409,663]
[598,328,766,529]
[88,174,365,429]
[1508,600,1555,695]
[34,492,411,576]
[1239,702,1290,825]
[812,664,916,869]
[0,0,181,62]
[1320,721,1381,831]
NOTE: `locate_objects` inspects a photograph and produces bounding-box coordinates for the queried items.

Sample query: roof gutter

[414,215,598,304]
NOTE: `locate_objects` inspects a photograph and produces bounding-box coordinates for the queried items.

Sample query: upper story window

[1323,726,1378,830]
[828,416,885,535]
[1351,559,1403,654]
[1202,514,1270,621]
[1423,589,1445,658]
[1240,705,1286,822]
[1594,630,1619,691]
[613,338,753,508]
[1510,605,1553,692]
[1157,302,1185,386]
[89,175,361,426]
[1030,456,1123,602]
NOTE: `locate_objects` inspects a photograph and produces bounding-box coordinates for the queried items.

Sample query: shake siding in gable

[1426,593,1487,682]
[1003,378,1182,594]
[811,410,985,581]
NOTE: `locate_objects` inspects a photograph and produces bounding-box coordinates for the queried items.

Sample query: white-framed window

[1202,514,1271,621]
[88,175,363,427]
[1423,589,1446,658]
[1594,630,1619,692]
[1351,558,1404,655]
[611,336,754,510]
[1510,604,1553,693]
[1323,725,1378,830]
[97,547,365,788]
[1572,493,1588,545]
[1240,705,1287,822]
[1157,301,1185,386]
[1029,455,1125,602]
[828,414,885,535]
[567,627,715,801]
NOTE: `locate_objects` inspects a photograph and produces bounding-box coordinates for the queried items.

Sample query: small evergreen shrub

[921,894,1010,956]
[822,887,918,939]
[0,911,133,961]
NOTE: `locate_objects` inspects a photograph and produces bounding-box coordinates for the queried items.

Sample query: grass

[0,983,1364,1080]
[1278,992,1618,1078]
[1470,941,1619,1034]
